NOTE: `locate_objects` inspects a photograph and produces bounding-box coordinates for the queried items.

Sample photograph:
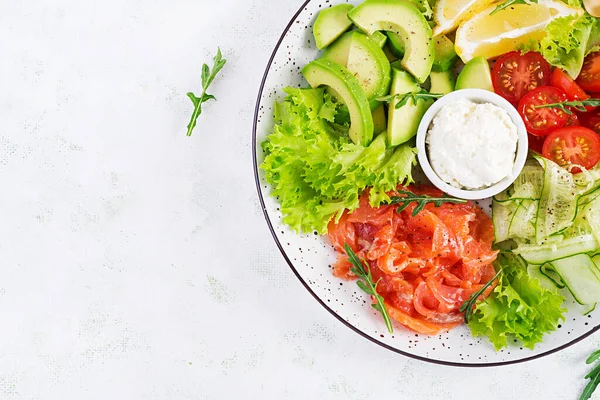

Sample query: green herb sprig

[581,349,600,400]
[535,99,600,115]
[459,269,503,324]
[345,244,393,334]
[490,0,538,16]
[389,190,468,216]
[186,48,227,137]
[376,89,444,109]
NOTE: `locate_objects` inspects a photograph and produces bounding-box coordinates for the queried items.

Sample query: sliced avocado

[302,58,374,146]
[322,31,353,66]
[372,104,387,135]
[387,68,432,147]
[432,35,459,73]
[386,32,405,58]
[349,0,434,83]
[370,31,387,48]
[323,31,392,125]
[383,45,399,63]
[430,70,455,94]
[455,56,493,91]
[313,4,354,50]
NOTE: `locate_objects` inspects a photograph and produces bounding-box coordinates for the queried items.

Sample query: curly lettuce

[468,253,566,350]
[261,88,416,234]
[522,12,600,79]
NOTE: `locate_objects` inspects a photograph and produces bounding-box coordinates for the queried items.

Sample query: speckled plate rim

[251,0,600,367]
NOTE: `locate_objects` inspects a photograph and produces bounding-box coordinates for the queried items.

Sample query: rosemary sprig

[186,48,227,137]
[490,0,538,16]
[535,99,600,115]
[345,244,393,334]
[459,269,502,324]
[376,89,444,109]
[581,349,600,400]
[389,190,468,216]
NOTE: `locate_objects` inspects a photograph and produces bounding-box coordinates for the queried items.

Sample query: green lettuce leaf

[468,253,566,350]
[261,88,416,234]
[523,13,600,79]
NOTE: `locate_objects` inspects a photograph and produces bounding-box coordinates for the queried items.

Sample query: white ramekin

[415,88,529,200]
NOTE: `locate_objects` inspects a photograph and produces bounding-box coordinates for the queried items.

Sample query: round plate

[252,0,600,366]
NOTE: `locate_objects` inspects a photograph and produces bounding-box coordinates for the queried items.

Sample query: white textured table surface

[1,1,599,399]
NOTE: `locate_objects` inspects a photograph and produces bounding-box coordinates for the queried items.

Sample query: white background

[1,0,599,399]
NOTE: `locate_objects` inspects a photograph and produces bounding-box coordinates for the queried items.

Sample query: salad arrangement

[260,0,600,361]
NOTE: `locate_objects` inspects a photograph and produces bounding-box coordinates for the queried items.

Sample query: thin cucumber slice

[493,164,544,203]
[584,195,600,246]
[539,263,566,289]
[584,303,597,316]
[550,254,600,305]
[508,199,537,240]
[515,234,598,265]
[535,156,580,243]
[578,186,600,208]
[527,264,562,291]
[511,164,544,200]
[492,199,519,243]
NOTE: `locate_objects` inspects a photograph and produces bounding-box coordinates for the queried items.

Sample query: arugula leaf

[535,99,600,115]
[490,0,538,16]
[376,89,444,109]
[345,244,393,334]
[388,190,467,216]
[460,269,503,324]
[186,48,227,137]
[581,350,600,400]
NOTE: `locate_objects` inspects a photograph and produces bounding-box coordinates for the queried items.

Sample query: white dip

[426,98,518,190]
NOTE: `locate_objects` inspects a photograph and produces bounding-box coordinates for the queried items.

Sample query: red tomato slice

[564,112,580,127]
[518,86,570,136]
[528,133,545,154]
[542,126,600,172]
[492,51,552,104]
[577,52,600,93]
[552,68,589,101]
[580,111,600,134]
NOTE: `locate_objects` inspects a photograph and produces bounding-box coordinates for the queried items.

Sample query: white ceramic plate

[252,0,600,366]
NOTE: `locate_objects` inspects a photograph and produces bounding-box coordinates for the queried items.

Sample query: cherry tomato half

[565,112,580,127]
[492,51,552,104]
[580,111,600,134]
[551,68,589,101]
[518,86,570,136]
[542,127,600,173]
[528,133,546,154]
[577,52,600,93]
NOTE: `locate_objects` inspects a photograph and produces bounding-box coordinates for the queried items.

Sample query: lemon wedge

[455,0,584,63]
[433,0,497,37]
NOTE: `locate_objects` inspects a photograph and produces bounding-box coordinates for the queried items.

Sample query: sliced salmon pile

[327,185,499,335]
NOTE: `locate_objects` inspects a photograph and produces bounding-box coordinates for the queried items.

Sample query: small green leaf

[588,350,600,365]
[187,92,201,107]
[187,48,227,137]
[345,244,394,334]
[535,99,600,115]
[460,269,502,324]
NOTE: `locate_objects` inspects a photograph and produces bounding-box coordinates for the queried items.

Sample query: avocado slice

[349,0,434,83]
[387,68,432,147]
[432,35,459,73]
[302,58,374,146]
[386,32,405,59]
[430,70,455,94]
[313,4,354,50]
[372,104,387,135]
[369,31,388,48]
[323,31,392,103]
[455,56,493,91]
